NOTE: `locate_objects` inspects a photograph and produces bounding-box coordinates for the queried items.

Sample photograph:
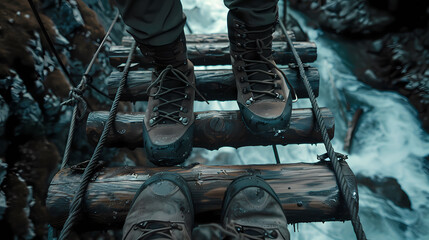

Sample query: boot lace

[124,220,184,240]
[204,223,280,240]
[233,24,298,104]
[146,65,208,127]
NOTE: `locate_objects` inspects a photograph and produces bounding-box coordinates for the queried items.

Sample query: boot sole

[221,175,283,221]
[143,123,194,166]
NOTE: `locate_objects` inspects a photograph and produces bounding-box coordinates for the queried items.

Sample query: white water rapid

[182,1,429,239]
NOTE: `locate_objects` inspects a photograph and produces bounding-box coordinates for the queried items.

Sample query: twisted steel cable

[60,12,120,169]
[278,20,367,240]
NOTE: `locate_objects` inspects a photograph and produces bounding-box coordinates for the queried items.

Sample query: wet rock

[0,95,9,137]
[369,39,383,53]
[9,74,44,137]
[44,0,84,36]
[357,174,412,209]
[0,159,5,221]
[290,0,394,35]
[4,173,35,239]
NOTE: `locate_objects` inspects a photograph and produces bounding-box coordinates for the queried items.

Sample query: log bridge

[47,29,359,231]
[47,162,357,229]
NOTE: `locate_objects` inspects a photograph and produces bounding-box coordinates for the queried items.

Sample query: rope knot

[61,87,88,120]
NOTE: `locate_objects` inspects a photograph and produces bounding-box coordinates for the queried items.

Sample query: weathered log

[121,31,296,46]
[86,108,334,149]
[344,108,363,152]
[109,41,317,67]
[107,67,319,101]
[47,162,357,229]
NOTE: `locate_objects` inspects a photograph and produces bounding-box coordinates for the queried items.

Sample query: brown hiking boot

[221,175,290,240]
[228,13,296,134]
[122,172,194,240]
[140,33,205,166]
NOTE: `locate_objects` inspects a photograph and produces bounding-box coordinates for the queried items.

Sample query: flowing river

[181,1,429,239]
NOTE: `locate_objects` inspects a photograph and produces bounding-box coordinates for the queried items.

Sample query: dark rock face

[357,174,412,209]
[290,0,429,132]
[0,0,122,238]
[290,0,394,35]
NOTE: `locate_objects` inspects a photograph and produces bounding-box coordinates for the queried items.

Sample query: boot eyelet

[276,93,284,100]
[237,66,244,71]
[180,117,189,125]
[270,231,278,238]
[184,94,189,99]
[273,74,278,79]
[236,33,241,37]
[242,33,246,38]
[242,87,248,94]
[149,118,156,126]
[237,43,242,47]
[153,106,158,112]
[180,107,188,113]
[240,76,245,83]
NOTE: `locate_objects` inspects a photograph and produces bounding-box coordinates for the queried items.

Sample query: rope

[58,41,137,240]
[60,12,120,169]
[278,20,367,240]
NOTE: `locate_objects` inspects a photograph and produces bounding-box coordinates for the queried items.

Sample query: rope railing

[58,40,137,240]
[278,20,367,240]
[60,12,120,169]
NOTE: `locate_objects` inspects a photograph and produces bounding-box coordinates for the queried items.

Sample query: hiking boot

[122,172,194,240]
[228,13,296,134]
[221,175,290,240]
[140,32,205,166]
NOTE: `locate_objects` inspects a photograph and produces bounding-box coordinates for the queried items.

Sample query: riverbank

[289,0,429,132]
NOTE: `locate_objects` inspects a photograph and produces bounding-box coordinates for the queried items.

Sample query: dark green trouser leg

[115,0,186,46]
[224,0,279,27]
[115,0,279,45]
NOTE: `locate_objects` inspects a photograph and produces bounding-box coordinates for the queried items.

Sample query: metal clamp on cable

[317,152,348,162]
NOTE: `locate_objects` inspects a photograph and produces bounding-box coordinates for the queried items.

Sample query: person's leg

[115,0,197,166]
[115,0,186,46]
[225,0,293,134]
[221,175,290,239]
[122,172,194,240]
[224,0,279,27]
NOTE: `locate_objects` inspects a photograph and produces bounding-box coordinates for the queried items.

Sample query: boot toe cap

[239,98,292,134]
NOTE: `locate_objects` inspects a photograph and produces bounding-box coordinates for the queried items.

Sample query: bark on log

[109,41,317,67]
[86,108,334,149]
[47,162,357,230]
[107,67,319,101]
[121,31,296,46]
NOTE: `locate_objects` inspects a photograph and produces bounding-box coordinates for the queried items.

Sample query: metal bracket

[317,152,348,162]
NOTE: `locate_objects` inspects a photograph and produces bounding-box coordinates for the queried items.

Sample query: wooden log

[109,41,317,67]
[344,108,363,152]
[86,108,334,149]
[47,162,357,230]
[121,31,296,46]
[107,67,319,101]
